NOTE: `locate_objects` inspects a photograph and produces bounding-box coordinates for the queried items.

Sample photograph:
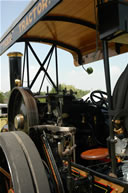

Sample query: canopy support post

[102,40,116,175]
[22,44,26,86]
[55,46,59,93]
[26,42,30,88]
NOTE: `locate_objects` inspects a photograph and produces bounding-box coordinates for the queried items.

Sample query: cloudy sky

[0,0,128,94]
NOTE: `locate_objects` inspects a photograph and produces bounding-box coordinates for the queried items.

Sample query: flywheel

[8,87,39,133]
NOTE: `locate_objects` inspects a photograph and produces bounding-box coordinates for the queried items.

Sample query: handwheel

[0,131,51,193]
[90,90,108,108]
[8,87,39,133]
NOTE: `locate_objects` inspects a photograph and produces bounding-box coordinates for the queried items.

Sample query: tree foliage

[0,92,4,103]
[0,91,10,103]
[50,84,90,98]
[0,85,90,103]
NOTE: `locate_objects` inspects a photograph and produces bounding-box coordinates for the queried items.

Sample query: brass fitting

[15,79,22,86]
[114,127,124,135]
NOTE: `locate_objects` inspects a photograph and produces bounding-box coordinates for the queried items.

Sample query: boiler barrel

[7,52,23,90]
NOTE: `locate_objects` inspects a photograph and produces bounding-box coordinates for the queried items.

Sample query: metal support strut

[102,40,116,175]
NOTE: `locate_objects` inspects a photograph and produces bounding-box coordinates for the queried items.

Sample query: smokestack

[7,52,23,90]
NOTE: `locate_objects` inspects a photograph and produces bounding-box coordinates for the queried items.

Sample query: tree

[50,84,90,98]
[3,91,10,103]
[0,92,4,103]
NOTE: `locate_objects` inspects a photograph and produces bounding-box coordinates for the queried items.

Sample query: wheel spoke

[90,90,108,108]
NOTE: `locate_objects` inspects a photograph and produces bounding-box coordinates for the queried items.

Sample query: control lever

[62,144,76,193]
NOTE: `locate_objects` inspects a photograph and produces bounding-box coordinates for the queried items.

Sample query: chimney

[7,52,23,90]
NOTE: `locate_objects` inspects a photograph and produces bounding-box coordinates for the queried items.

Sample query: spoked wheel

[0,131,51,193]
[8,87,39,133]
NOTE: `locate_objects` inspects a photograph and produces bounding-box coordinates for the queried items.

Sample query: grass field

[0,117,8,131]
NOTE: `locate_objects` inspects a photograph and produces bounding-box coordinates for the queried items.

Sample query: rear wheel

[0,131,51,193]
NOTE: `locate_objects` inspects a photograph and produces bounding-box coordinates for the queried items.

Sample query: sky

[0,0,128,94]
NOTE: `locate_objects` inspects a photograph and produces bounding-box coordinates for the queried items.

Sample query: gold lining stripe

[94,183,108,193]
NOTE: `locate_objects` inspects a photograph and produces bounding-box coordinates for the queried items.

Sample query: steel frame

[18,14,96,66]
[19,38,83,65]
[20,14,96,92]
[22,41,59,93]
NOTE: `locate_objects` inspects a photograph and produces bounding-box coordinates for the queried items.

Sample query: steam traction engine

[0,0,128,193]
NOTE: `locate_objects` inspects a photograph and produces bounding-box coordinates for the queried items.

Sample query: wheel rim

[0,132,35,193]
[0,131,51,193]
